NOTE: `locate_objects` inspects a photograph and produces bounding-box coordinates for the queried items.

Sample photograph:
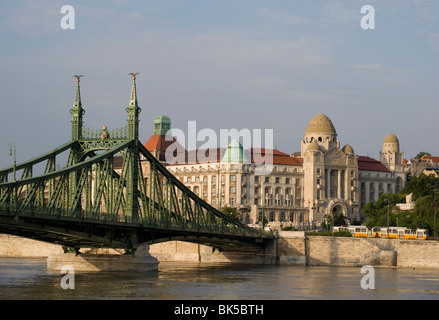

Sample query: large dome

[383,133,399,144]
[383,133,399,153]
[305,113,336,134]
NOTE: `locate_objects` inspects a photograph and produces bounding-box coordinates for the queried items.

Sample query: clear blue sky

[0,0,438,168]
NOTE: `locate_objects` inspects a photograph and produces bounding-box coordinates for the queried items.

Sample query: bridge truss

[0,75,273,252]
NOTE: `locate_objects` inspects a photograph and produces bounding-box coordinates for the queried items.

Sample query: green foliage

[414,152,431,159]
[221,206,241,221]
[401,174,439,200]
[321,211,347,230]
[282,226,298,231]
[363,176,439,237]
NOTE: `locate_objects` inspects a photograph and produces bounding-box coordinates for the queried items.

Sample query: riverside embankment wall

[1,232,439,268]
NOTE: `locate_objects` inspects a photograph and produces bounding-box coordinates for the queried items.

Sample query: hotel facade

[140,113,407,230]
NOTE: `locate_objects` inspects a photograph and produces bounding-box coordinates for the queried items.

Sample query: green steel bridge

[0,74,273,254]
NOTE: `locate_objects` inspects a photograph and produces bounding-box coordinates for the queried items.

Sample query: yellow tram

[370,227,427,240]
[333,226,428,240]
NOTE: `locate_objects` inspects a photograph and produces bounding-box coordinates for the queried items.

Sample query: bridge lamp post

[8,141,16,182]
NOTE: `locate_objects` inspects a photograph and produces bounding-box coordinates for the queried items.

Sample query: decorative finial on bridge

[129,72,139,80]
[128,73,140,108]
[72,75,84,109]
[73,75,84,82]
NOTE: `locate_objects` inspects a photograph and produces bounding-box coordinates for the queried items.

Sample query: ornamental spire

[127,73,141,140]
[70,75,85,140]
[73,75,83,109]
[128,72,140,108]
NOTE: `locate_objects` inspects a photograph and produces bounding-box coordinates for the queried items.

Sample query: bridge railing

[82,126,129,140]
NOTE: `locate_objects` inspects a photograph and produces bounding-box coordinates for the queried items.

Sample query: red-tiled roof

[420,155,439,163]
[186,148,302,166]
[135,135,304,167]
[144,135,183,153]
[185,148,225,164]
[358,156,389,172]
[144,135,187,163]
[248,148,303,166]
[166,147,303,166]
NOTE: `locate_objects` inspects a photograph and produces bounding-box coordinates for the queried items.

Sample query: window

[269,212,275,222]
[230,198,235,206]
[230,186,236,193]
[230,175,236,182]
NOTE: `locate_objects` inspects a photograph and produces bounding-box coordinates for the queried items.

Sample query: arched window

[269,211,275,222]
[280,212,285,222]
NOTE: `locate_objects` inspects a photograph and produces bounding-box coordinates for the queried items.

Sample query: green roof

[154,115,171,123]
[221,139,250,163]
[153,115,171,135]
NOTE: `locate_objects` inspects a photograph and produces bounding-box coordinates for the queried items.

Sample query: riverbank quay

[1,232,439,269]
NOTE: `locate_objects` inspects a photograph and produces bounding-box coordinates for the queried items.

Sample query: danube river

[0,257,439,300]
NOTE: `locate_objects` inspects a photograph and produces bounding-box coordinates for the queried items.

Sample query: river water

[0,257,439,300]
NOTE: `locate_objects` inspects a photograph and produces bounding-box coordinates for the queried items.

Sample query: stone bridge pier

[46,244,159,272]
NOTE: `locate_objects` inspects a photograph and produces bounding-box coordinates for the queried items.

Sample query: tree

[414,152,431,159]
[362,179,439,236]
[333,211,347,226]
[363,193,404,229]
[321,211,347,230]
[221,206,241,221]
[401,174,439,200]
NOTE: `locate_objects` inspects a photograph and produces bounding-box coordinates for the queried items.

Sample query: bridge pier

[46,244,159,272]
